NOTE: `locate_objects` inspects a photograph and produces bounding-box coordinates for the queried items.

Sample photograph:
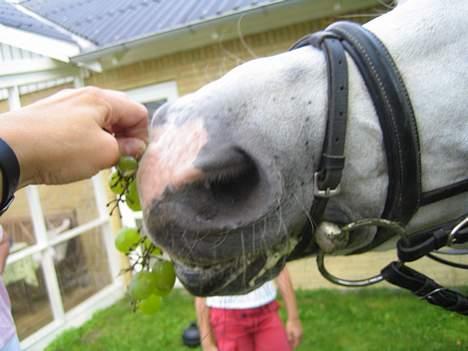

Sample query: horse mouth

[171,249,285,296]
[140,140,288,295]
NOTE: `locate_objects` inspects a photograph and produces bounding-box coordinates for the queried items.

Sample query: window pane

[54,226,113,312]
[0,188,36,250]
[6,260,53,339]
[143,99,166,120]
[38,179,100,235]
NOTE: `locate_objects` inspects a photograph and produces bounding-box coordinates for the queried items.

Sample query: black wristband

[0,138,20,215]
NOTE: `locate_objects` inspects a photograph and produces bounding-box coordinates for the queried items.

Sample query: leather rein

[287,21,468,315]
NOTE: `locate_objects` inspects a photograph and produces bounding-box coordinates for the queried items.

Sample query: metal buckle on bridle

[447,216,468,246]
[313,172,341,198]
[316,218,407,287]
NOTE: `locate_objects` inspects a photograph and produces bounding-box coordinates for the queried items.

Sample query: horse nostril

[183,147,261,223]
[195,146,255,183]
[203,150,259,207]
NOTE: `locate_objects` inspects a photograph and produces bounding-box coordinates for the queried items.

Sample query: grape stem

[106,174,136,216]
[119,235,159,275]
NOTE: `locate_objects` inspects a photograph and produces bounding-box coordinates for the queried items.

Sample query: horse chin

[172,252,285,296]
[143,201,293,295]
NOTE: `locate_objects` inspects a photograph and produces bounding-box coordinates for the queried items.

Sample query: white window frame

[5,79,124,351]
[120,81,179,228]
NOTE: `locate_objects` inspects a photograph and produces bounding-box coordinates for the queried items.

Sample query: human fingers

[292,333,300,349]
[294,327,303,348]
[28,87,149,145]
[287,323,302,349]
[95,88,149,143]
[288,334,299,349]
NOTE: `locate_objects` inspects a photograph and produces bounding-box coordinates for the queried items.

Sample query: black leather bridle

[287,21,468,315]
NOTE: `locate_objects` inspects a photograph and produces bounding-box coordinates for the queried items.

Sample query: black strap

[287,32,348,261]
[397,229,449,262]
[327,22,422,253]
[290,32,348,195]
[0,139,20,215]
[381,262,468,315]
[289,22,422,257]
[397,214,468,262]
[309,34,348,194]
[421,178,468,206]
[287,21,468,316]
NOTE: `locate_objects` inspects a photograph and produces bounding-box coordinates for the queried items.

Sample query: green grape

[115,227,140,253]
[117,156,138,177]
[125,180,141,211]
[151,259,176,296]
[138,294,161,315]
[108,170,125,194]
[141,237,162,256]
[128,271,157,301]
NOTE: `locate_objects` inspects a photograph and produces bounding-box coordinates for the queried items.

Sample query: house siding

[84,19,332,94]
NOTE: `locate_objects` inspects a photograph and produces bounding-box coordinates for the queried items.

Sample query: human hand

[0,87,148,187]
[286,318,303,349]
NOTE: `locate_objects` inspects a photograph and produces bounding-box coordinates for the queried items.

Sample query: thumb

[117,137,147,158]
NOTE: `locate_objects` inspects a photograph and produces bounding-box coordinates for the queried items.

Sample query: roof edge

[12,1,97,50]
[71,0,380,67]
[0,24,79,62]
[71,0,292,62]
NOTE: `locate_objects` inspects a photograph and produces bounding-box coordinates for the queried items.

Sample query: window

[2,178,121,348]
[126,81,178,125]
[143,99,166,121]
[121,81,179,228]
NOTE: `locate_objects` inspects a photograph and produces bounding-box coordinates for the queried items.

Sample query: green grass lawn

[46,288,468,351]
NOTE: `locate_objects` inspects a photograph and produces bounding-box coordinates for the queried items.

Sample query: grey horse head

[138,53,324,295]
[137,0,468,296]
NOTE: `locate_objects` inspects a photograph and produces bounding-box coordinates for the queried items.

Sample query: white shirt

[206,281,277,309]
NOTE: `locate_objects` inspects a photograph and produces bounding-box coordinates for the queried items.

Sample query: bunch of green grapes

[108,156,141,212]
[108,156,176,315]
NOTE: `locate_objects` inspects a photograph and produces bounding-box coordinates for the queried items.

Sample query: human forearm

[276,268,302,349]
[195,297,217,351]
[276,269,300,320]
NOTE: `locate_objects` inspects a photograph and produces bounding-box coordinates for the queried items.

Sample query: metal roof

[20,0,286,47]
[0,0,74,42]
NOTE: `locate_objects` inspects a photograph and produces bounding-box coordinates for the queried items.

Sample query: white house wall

[0,43,74,100]
[0,42,44,60]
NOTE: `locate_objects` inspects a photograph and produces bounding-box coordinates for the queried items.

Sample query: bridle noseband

[287,21,468,315]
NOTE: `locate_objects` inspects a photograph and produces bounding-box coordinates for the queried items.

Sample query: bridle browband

[287,21,468,315]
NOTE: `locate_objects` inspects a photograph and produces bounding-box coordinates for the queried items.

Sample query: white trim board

[120,81,179,229]
[0,24,79,62]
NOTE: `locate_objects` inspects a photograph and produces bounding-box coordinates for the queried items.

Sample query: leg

[253,302,291,351]
[210,308,255,351]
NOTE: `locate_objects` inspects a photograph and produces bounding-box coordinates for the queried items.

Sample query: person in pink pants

[195,267,302,351]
